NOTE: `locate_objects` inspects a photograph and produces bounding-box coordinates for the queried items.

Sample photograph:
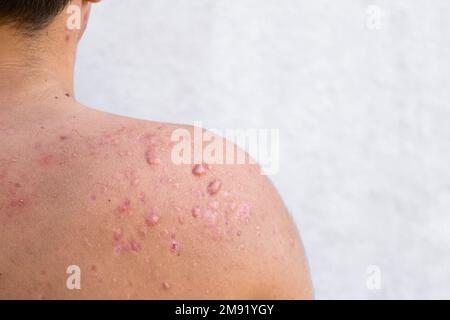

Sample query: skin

[0,0,313,299]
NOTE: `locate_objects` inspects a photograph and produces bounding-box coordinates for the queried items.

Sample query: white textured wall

[75,0,450,299]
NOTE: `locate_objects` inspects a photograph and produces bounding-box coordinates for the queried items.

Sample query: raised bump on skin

[192,164,207,176]
[145,209,160,227]
[207,179,222,196]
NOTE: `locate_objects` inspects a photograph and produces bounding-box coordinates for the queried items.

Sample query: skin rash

[0,1,312,300]
[0,120,312,299]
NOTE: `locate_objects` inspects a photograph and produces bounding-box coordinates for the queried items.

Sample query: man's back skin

[0,0,312,299]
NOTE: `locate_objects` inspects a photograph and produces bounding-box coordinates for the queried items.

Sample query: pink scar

[129,240,142,252]
[192,207,201,218]
[117,199,132,216]
[209,201,219,210]
[237,203,252,220]
[39,154,58,166]
[113,228,123,241]
[145,209,160,227]
[140,133,160,146]
[207,179,222,196]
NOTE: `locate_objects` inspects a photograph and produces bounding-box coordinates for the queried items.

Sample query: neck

[0,23,79,113]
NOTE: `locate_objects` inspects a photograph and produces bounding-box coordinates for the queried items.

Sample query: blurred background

[75,0,450,299]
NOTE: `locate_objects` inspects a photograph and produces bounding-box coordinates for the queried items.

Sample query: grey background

[75,0,450,299]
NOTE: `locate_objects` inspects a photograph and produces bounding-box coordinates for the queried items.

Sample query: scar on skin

[139,192,147,203]
[170,239,181,255]
[162,281,170,290]
[131,178,140,186]
[113,228,123,242]
[118,151,132,157]
[145,148,161,165]
[145,209,160,227]
[207,179,222,196]
[113,237,142,255]
[137,226,149,239]
[139,133,161,146]
[129,239,142,252]
[209,201,219,210]
[116,199,132,216]
[204,209,219,226]
[39,154,58,166]
[211,228,223,241]
[192,207,201,218]
[236,203,252,222]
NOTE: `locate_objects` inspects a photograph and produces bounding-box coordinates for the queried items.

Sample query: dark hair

[0,0,71,31]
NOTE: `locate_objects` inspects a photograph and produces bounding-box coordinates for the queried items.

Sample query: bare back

[0,102,312,299]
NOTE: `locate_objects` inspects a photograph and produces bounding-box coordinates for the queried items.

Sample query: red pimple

[207,179,222,196]
[192,164,207,176]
